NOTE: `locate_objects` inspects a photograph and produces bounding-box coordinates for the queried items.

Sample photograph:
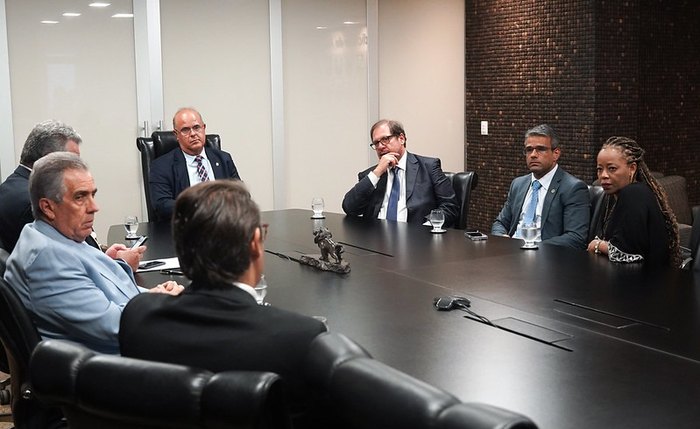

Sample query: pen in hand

[160,269,184,276]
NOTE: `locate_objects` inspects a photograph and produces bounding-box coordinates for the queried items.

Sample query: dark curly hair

[601,136,680,266]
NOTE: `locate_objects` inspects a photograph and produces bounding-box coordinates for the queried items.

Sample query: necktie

[386,167,400,221]
[523,180,542,224]
[195,155,210,182]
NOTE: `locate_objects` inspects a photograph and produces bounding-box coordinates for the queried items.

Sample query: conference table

[109,209,700,429]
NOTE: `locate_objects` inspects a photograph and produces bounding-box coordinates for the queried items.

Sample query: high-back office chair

[444,171,479,230]
[305,332,537,429]
[0,278,64,428]
[30,339,290,429]
[136,131,222,221]
[0,247,12,413]
[588,185,605,243]
[0,246,11,421]
[656,175,700,255]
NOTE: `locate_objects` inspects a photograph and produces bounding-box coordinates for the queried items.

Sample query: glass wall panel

[282,0,368,213]
[160,0,273,208]
[6,0,139,238]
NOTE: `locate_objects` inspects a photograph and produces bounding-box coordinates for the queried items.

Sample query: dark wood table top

[109,209,700,429]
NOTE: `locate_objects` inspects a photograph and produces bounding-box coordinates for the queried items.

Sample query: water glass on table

[311,197,325,219]
[254,275,268,305]
[428,209,446,233]
[124,216,139,239]
[521,222,539,249]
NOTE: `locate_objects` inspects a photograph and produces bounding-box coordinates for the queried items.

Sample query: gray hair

[30,152,89,220]
[524,124,560,149]
[20,120,82,168]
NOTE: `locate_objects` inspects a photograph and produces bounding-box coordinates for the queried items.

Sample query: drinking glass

[311,197,325,219]
[254,275,268,305]
[521,222,539,249]
[428,209,445,233]
[124,216,139,239]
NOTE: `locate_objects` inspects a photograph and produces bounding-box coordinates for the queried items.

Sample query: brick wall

[465,0,700,232]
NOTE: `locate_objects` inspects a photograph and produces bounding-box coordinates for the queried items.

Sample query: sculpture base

[300,254,351,274]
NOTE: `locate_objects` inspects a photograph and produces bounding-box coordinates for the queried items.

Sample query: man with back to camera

[0,120,145,268]
[119,180,327,425]
[3,152,182,354]
[149,107,241,221]
[342,119,459,227]
[492,124,590,249]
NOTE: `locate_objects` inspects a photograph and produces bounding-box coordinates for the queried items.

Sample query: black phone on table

[464,230,488,241]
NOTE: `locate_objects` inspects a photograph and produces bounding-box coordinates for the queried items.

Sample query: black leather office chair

[30,339,290,429]
[444,171,479,230]
[0,247,11,373]
[587,185,605,243]
[0,246,8,277]
[0,278,64,428]
[305,332,537,429]
[0,247,11,420]
[136,131,221,221]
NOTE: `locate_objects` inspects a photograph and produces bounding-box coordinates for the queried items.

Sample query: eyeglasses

[259,224,269,241]
[177,124,204,136]
[370,134,397,150]
[523,145,553,155]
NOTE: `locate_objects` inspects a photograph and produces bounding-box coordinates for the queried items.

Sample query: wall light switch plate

[480,121,488,135]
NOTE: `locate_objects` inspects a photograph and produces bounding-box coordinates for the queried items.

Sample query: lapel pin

[216,162,220,167]
[551,189,556,194]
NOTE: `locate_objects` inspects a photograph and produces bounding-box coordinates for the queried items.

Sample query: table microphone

[433,295,471,311]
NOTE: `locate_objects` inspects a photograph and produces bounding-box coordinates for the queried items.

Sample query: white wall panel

[160,0,274,209]
[378,0,465,173]
[282,0,368,214]
[6,0,139,239]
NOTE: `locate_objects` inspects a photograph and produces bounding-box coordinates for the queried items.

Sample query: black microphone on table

[433,295,471,311]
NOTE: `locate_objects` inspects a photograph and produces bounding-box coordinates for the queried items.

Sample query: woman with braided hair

[587,136,680,266]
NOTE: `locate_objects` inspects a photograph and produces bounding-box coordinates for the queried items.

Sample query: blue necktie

[386,167,400,221]
[523,180,542,224]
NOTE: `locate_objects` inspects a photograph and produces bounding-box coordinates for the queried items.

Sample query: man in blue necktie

[492,124,590,249]
[342,119,458,227]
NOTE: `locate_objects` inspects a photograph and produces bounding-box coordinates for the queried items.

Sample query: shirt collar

[232,281,258,300]
[531,163,558,190]
[182,149,208,164]
[396,151,408,171]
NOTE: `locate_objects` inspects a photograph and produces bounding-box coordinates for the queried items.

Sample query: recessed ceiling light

[40,20,59,24]
[89,2,111,7]
[316,26,328,30]
[343,21,360,25]
[112,13,134,18]
[62,12,81,17]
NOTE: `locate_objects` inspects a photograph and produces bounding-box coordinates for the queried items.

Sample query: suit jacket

[119,284,327,422]
[149,146,241,221]
[342,152,459,227]
[3,221,144,354]
[491,167,590,249]
[0,166,33,252]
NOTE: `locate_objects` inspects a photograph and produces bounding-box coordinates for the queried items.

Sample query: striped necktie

[195,155,210,182]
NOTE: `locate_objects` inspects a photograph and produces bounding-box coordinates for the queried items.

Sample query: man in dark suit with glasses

[492,124,589,249]
[149,107,241,221]
[342,119,458,227]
